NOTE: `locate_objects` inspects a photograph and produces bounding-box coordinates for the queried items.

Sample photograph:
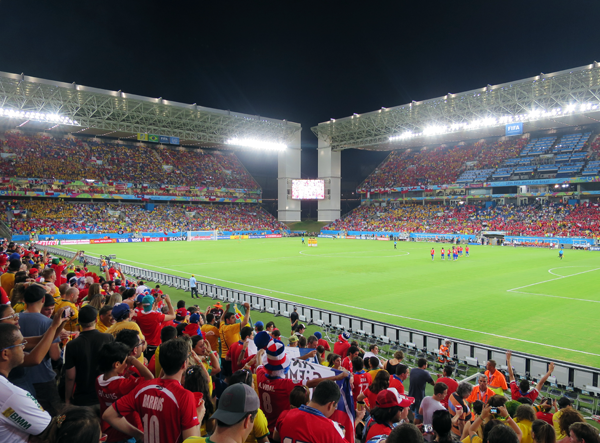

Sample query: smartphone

[62,307,72,319]
[490,408,498,414]
[423,424,433,433]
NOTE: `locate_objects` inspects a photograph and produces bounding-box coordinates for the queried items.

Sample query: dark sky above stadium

[2,0,600,188]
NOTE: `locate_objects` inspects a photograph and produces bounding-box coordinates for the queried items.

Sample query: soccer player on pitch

[431,247,435,261]
[441,247,445,260]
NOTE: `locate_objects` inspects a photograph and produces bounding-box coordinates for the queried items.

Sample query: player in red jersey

[466,245,470,257]
[96,342,154,443]
[254,331,348,433]
[431,247,435,261]
[276,380,347,443]
[441,248,445,260]
[103,338,203,443]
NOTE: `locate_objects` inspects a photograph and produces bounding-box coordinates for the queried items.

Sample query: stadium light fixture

[388,100,600,143]
[225,137,287,151]
[0,107,79,126]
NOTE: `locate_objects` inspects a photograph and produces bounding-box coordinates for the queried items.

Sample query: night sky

[2,0,600,203]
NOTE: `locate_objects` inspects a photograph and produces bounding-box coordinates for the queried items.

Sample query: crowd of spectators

[0,242,597,443]
[359,139,528,190]
[8,201,287,235]
[0,131,260,191]
[325,201,600,238]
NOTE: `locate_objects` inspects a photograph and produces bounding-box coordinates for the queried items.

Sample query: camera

[490,408,498,414]
[423,424,433,433]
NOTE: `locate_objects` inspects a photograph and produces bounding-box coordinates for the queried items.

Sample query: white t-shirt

[0,376,51,443]
[420,396,446,425]
[135,285,149,295]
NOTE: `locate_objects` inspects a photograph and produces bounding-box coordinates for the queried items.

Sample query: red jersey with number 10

[113,378,199,443]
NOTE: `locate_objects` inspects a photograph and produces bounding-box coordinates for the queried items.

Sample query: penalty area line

[62,247,600,358]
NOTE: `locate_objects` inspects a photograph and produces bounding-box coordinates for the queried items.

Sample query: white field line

[62,246,600,358]
[506,267,600,303]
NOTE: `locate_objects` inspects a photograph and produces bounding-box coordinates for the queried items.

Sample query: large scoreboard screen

[291,180,325,199]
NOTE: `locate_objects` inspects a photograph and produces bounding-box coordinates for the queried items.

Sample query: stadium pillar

[317,137,341,222]
[277,130,302,222]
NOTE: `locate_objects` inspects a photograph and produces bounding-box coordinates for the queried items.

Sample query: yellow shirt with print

[219,322,242,358]
[106,321,146,363]
[54,299,79,332]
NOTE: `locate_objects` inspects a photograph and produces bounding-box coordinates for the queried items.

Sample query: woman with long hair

[531,419,556,443]
[514,404,536,443]
[43,405,101,443]
[328,353,342,370]
[357,369,390,411]
[384,350,404,375]
[106,292,122,307]
[184,364,216,436]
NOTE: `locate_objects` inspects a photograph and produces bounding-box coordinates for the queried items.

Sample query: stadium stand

[324,202,600,237]
[7,201,286,235]
[0,131,260,193]
[360,132,599,190]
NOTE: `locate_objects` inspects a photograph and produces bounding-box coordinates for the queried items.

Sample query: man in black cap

[64,305,114,406]
[209,383,260,443]
[13,284,62,415]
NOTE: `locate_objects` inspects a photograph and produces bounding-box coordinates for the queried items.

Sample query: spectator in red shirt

[134,294,175,359]
[333,332,351,359]
[506,351,555,402]
[227,326,255,373]
[436,365,459,408]
[314,331,330,360]
[341,346,359,372]
[96,341,154,442]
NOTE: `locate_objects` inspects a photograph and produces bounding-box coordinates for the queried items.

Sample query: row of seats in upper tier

[0,131,260,191]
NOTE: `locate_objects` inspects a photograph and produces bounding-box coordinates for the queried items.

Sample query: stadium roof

[312,62,600,151]
[0,71,301,149]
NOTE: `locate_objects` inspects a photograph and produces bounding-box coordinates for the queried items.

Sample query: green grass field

[61,239,600,368]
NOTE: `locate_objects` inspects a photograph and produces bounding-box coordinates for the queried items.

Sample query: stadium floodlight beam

[225,137,287,151]
[387,101,600,142]
[0,107,79,126]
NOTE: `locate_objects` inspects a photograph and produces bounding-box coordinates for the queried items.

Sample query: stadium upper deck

[0,131,260,200]
[358,129,600,194]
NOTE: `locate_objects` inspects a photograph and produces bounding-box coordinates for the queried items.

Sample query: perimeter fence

[43,245,600,412]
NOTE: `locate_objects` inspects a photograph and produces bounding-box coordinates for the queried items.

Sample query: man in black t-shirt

[408,358,435,424]
[64,305,114,406]
[290,307,299,334]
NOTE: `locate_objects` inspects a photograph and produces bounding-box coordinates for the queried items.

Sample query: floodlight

[225,137,287,151]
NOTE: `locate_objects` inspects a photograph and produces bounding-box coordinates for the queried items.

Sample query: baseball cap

[314,331,322,339]
[0,255,7,265]
[176,307,188,318]
[111,303,131,321]
[43,293,56,307]
[211,384,260,425]
[79,305,98,324]
[51,258,60,265]
[9,253,20,261]
[29,268,39,275]
[376,388,415,408]
[189,313,200,324]
[254,321,264,328]
[142,295,154,312]
[297,323,306,330]
[288,335,298,343]
[24,284,46,304]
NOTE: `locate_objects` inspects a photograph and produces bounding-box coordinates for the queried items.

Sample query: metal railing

[44,246,600,397]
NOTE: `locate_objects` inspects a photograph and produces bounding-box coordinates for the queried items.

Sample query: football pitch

[62,239,600,367]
